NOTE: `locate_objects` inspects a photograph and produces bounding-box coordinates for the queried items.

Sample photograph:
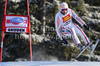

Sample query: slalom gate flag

[2,15,30,33]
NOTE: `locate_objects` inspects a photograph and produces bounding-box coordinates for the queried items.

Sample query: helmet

[59,2,68,11]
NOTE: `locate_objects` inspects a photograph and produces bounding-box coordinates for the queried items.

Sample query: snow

[0,61,100,66]
[11,0,21,3]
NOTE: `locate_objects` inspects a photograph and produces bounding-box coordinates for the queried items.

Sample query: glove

[62,38,68,46]
[83,24,91,31]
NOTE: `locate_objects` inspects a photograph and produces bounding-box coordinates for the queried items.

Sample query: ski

[89,39,100,60]
[76,41,94,59]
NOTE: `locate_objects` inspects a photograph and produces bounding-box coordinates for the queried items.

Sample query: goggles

[61,8,68,12]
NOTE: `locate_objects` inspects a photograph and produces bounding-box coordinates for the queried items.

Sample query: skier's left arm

[71,10,91,31]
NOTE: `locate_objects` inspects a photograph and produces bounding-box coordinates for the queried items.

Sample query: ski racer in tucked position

[55,2,93,52]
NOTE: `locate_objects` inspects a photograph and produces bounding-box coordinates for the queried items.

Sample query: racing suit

[55,8,90,45]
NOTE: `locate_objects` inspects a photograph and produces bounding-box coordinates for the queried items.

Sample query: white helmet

[59,2,68,11]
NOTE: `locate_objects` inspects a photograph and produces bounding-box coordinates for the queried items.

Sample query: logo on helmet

[60,5,64,8]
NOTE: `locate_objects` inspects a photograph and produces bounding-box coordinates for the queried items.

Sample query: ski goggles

[61,8,68,12]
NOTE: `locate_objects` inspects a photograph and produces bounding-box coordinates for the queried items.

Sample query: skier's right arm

[55,14,63,40]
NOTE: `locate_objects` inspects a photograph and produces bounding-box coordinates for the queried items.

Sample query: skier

[55,2,93,52]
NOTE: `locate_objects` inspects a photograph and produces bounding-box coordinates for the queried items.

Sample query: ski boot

[62,40,68,46]
[77,44,85,52]
[62,38,68,46]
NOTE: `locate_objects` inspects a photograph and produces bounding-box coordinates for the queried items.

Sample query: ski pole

[90,30,98,39]
[90,29,100,42]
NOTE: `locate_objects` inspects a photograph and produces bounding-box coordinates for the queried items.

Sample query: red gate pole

[27,0,29,16]
[27,0,32,61]
[29,31,32,61]
[4,0,7,15]
[0,0,7,62]
[0,31,4,62]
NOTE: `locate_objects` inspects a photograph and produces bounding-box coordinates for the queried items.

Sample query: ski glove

[83,24,91,31]
[62,38,68,46]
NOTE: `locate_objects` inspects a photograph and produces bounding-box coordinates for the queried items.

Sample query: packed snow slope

[0,61,100,66]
